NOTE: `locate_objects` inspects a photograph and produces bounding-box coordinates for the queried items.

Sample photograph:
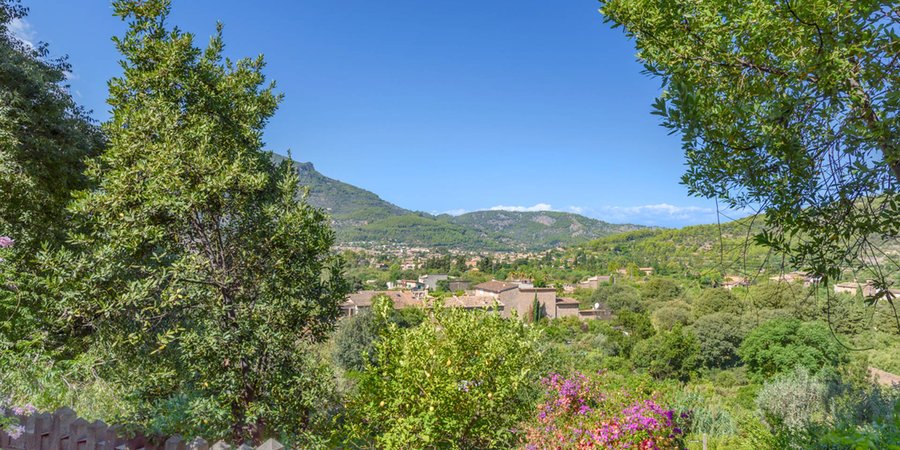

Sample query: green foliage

[344,306,542,449]
[694,313,748,369]
[694,288,742,317]
[756,367,829,434]
[749,283,795,310]
[756,366,900,449]
[0,0,104,251]
[615,309,655,341]
[0,348,131,421]
[599,0,900,288]
[651,304,692,331]
[24,0,347,442]
[592,283,642,312]
[632,324,700,382]
[332,311,379,373]
[739,319,847,380]
[641,277,683,304]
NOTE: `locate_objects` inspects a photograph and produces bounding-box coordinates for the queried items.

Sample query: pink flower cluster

[0,236,13,248]
[11,403,36,415]
[523,372,687,449]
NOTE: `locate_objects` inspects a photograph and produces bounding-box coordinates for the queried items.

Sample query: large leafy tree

[599,1,899,300]
[738,319,846,380]
[0,0,103,250]
[42,0,347,442]
[0,0,103,368]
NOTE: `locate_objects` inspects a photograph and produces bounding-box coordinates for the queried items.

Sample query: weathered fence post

[1,407,288,450]
[187,437,208,450]
[257,439,283,450]
[210,441,231,450]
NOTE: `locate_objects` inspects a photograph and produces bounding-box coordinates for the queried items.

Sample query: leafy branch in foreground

[599,0,900,311]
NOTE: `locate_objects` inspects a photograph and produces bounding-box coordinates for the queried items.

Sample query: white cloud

[8,18,36,49]
[488,203,553,213]
[590,203,754,226]
[440,208,468,216]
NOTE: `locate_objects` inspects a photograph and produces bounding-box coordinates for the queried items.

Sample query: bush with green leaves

[632,324,700,382]
[650,304,692,331]
[756,366,900,449]
[332,311,379,374]
[756,367,829,434]
[748,283,795,310]
[640,277,683,304]
[343,305,542,449]
[694,312,748,369]
[693,288,742,318]
[0,0,104,252]
[738,319,846,380]
[591,283,642,312]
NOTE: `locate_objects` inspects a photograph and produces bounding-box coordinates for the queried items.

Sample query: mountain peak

[273,154,643,250]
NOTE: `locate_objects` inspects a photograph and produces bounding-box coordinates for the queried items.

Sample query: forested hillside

[275,154,644,250]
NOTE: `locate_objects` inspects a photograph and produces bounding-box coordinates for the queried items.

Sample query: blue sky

[12,0,744,227]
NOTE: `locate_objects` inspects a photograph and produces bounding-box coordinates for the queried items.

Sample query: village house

[472,281,579,320]
[418,274,449,291]
[719,275,750,290]
[448,280,471,291]
[444,295,505,314]
[340,290,426,317]
[769,271,819,287]
[834,280,890,297]
[554,297,581,319]
[578,301,614,320]
[342,280,615,322]
[578,275,612,290]
[638,267,654,276]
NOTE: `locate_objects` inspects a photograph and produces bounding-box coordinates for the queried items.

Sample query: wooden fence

[0,408,285,450]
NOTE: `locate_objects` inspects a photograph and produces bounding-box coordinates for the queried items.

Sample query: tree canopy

[0,0,103,250]
[31,0,347,441]
[599,0,900,297]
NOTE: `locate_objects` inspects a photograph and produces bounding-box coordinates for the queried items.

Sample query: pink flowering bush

[522,372,688,449]
[0,396,34,440]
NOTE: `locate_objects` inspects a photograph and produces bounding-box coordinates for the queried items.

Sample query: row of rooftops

[341,289,580,310]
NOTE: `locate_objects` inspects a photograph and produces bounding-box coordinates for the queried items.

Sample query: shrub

[651,305,692,331]
[755,366,900,448]
[756,367,828,433]
[694,312,748,369]
[521,371,687,449]
[738,319,847,380]
[332,311,378,373]
[749,283,794,310]
[592,284,642,313]
[641,278,683,304]
[693,288,742,317]
[632,324,700,382]
[343,306,542,449]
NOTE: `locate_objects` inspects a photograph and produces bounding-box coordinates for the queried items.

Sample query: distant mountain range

[274,155,645,251]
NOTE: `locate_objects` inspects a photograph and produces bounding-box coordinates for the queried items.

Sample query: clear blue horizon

[14,0,749,227]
